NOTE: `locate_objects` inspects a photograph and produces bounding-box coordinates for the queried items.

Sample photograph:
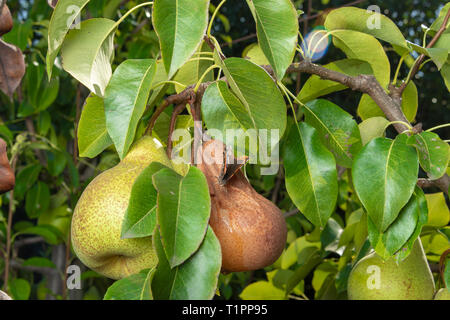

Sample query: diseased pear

[347,239,435,300]
[0,138,15,194]
[0,5,13,36]
[434,288,450,300]
[72,136,174,279]
[197,139,287,272]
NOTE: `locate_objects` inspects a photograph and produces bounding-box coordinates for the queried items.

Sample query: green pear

[347,239,435,300]
[434,288,450,300]
[72,136,174,279]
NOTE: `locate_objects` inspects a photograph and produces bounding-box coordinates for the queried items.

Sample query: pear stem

[167,103,187,159]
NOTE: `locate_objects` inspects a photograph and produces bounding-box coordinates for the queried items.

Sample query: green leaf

[441,63,450,91]
[60,18,115,96]
[395,187,428,261]
[242,43,270,65]
[429,3,450,33]
[78,94,113,158]
[352,134,419,232]
[286,246,322,293]
[152,166,210,268]
[25,182,50,219]
[246,0,298,79]
[14,164,42,200]
[173,41,213,93]
[407,131,450,180]
[368,187,427,258]
[104,269,154,300]
[324,7,408,51]
[3,19,33,51]
[151,227,221,300]
[359,81,418,122]
[297,59,373,103]
[152,0,209,78]
[19,225,61,245]
[104,59,156,159]
[9,278,31,300]
[202,80,278,157]
[425,192,450,228]
[22,257,56,269]
[358,117,389,145]
[407,41,448,70]
[331,30,390,87]
[320,218,343,253]
[283,122,338,227]
[303,99,362,168]
[37,111,52,136]
[240,281,286,300]
[281,236,320,269]
[46,0,91,77]
[219,57,287,141]
[46,150,67,176]
[121,162,169,239]
[24,62,59,112]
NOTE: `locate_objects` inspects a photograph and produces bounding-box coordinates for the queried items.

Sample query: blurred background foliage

[0,0,448,300]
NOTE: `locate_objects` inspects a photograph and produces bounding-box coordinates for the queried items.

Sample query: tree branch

[143,59,450,193]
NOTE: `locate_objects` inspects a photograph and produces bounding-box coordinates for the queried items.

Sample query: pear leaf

[283,122,338,228]
[368,187,427,258]
[218,57,287,143]
[25,182,50,219]
[60,18,115,97]
[246,0,298,80]
[173,41,213,93]
[240,281,286,300]
[152,0,209,78]
[104,59,156,159]
[104,268,154,300]
[121,162,170,239]
[358,117,389,145]
[303,99,362,168]
[407,131,450,180]
[152,166,211,268]
[151,227,221,300]
[358,81,418,122]
[324,7,408,51]
[330,30,390,87]
[352,134,419,232]
[46,0,91,77]
[425,192,450,228]
[77,94,113,158]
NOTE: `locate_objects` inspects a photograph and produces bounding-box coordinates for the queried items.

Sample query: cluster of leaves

[1,0,449,300]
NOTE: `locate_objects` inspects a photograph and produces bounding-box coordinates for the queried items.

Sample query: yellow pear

[434,288,450,300]
[71,136,173,279]
[347,239,435,300]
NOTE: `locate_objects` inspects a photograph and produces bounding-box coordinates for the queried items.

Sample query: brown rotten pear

[197,139,287,272]
[0,138,15,194]
[0,5,13,36]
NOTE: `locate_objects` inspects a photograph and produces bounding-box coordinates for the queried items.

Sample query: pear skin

[72,136,172,279]
[0,5,13,37]
[434,288,450,300]
[347,239,435,300]
[197,139,287,272]
[0,138,15,194]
